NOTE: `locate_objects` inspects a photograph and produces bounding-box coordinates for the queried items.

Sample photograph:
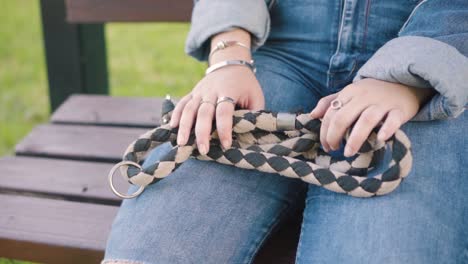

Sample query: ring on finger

[216,96,236,106]
[330,99,345,110]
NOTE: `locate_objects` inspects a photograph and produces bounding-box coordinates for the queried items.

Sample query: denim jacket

[185,0,467,121]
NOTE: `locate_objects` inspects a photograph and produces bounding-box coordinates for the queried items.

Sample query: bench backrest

[65,0,193,23]
[43,0,195,111]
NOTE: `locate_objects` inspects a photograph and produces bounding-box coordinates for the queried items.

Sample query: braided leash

[108,97,412,199]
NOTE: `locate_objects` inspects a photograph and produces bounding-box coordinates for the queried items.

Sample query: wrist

[210,46,252,64]
[407,86,436,107]
[205,59,255,75]
[209,28,252,64]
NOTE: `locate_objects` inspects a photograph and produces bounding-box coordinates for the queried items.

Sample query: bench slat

[0,194,118,264]
[0,156,128,205]
[66,0,192,23]
[52,95,166,127]
[15,124,148,162]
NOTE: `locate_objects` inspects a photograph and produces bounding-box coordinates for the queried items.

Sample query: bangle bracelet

[208,40,250,65]
[205,59,256,75]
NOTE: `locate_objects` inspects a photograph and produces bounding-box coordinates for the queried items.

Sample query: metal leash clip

[108,161,145,199]
[108,95,175,199]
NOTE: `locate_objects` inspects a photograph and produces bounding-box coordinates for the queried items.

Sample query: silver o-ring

[330,99,343,110]
[108,160,145,199]
[216,96,236,106]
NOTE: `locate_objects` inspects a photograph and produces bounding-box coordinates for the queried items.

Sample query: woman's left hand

[309,78,434,157]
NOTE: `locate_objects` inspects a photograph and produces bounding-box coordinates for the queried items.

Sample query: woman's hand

[170,28,264,155]
[169,63,264,155]
[310,78,434,157]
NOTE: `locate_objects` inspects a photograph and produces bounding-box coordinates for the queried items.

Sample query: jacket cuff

[353,36,467,121]
[185,0,270,61]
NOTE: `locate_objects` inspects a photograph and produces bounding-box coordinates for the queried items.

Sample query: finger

[344,105,387,157]
[310,93,338,119]
[216,99,236,149]
[326,99,368,151]
[177,95,201,145]
[248,92,265,110]
[377,109,403,142]
[195,96,217,155]
[320,106,334,152]
[170,94,193,128]
[320,95,353,151]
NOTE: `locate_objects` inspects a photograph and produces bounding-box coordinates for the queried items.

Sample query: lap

[297,113,468,264]
[103,55,319,264]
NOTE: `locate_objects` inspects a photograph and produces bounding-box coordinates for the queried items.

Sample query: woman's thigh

[102,55,320,264]
[296,113,468,264]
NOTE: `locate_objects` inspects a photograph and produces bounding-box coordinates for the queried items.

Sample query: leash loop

[108,161,146,199]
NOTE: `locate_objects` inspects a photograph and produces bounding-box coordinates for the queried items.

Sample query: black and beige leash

[108,97,412,199]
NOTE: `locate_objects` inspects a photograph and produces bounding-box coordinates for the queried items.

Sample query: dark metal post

[39,0,109,112]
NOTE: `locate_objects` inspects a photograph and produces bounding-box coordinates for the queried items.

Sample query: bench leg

[40,0,109,111]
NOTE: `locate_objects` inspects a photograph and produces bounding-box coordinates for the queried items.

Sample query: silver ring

[330,99,343,110]
[108,161,145,199]
[216,96,236,106]
[199,100,216,107]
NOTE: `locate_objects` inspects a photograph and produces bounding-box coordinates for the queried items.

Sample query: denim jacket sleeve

[185,0,271,61]
[353,0,468,121]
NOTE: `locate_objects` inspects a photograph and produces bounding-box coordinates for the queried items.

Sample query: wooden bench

[0,1,302,263]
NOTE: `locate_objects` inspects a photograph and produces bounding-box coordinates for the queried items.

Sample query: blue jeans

[103,1,468,263]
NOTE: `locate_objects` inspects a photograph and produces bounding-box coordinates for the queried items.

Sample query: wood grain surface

[0,194,118,264]
[66,0,193,23]
[52,95,167,128]
[15,124,148,162]
[0,156,128,205]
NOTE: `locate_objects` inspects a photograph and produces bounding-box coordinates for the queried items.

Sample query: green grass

[0,259,36,264]
[0,0,204,156]
[0,0,204,262]
[107,23,205,97]
[0,0,48,156]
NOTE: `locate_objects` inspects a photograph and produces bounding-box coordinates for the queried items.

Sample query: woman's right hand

[169,63,265,155]
[170,28,264,155]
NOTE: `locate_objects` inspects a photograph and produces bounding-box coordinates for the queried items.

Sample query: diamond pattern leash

[108,97,412,199]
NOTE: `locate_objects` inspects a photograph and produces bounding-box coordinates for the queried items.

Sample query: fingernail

[344,146,354,157]
[322,146,330,152]
[169,120,175,127]
[221,139,231,150]
[177,134,186,145]
[309,110,316,117]
[198,143,208,155]
[377,131,386,141]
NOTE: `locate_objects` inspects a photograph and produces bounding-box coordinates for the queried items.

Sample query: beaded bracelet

[205,59,256,75]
